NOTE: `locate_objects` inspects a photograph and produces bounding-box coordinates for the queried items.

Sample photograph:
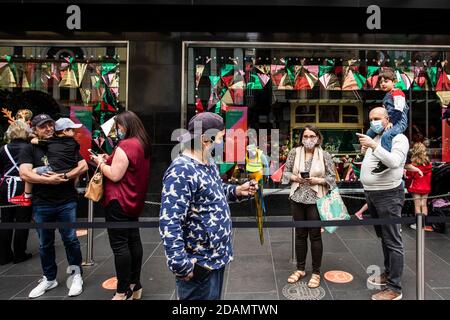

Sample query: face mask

[211,140,224,158]
[370,120,385,134]
[302,137,318,149]
[117,128,126,140]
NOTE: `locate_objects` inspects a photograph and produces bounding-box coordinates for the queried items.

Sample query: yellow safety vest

[246,149,263,173]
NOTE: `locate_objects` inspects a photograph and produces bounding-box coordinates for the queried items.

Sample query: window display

[188,46,449,186]
[0,43,128,158]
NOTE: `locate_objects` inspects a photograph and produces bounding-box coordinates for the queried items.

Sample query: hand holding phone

[300,171,310,179]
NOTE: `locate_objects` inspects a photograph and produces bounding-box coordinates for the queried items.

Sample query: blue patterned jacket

[159,155,238,277]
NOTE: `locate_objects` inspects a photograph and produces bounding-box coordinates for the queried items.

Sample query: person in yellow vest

[246,144,269,244]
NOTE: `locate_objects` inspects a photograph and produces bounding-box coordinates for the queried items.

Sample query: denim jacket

[383,89,409,129]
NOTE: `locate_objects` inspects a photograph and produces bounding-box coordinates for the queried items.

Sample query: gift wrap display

[193,54,450,116]
[0,51,124,150]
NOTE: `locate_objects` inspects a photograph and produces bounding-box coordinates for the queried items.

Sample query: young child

[405,142,432,229]
[355,68,409,175]
[9,118,82,206]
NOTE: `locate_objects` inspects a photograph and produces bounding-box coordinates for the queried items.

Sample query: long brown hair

[115,111,151,158]
[410,142,430,166]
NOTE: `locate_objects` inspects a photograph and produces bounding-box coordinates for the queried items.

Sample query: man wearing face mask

[357,107,409,300]
[355,68,409,175]
[160,112,257,300]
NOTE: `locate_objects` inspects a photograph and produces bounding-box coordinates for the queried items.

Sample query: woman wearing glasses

[282,125,337,288]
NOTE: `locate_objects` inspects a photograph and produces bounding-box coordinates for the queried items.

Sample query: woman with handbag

[91,111,151,300]
[282,125,337,288]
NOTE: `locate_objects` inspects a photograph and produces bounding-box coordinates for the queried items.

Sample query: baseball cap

[178,112,225,143]
[31,114,55,128]
[55,118,83,131]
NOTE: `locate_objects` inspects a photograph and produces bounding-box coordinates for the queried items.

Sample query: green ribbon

[353,72,367,89]
[220,64,234,77]
[367,66,380,77]
[209,75,221,88]
[319,65,333,78]
[247,73,262,89]
[101,62,119,76]
[427,67,438,87]
[214,101,221,114]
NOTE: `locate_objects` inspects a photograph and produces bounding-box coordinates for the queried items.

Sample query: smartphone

[300,171,310,179]
[190,263,212,282]
[88,149,98,157]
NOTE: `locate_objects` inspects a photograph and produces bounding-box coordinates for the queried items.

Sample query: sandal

[307,274,321,288]
[287,270,306,284]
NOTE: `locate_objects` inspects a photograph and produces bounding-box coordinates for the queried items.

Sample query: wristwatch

[63,173,68,179]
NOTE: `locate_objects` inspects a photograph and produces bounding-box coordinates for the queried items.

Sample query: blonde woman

[0,120,32,265]
[282,125,337,288]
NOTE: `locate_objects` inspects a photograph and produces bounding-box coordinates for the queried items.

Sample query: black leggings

[291,201,323,274]
[105,200,143,293]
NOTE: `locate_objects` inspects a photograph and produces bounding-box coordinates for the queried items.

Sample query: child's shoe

[371,161,389,175]
[9,193,32,206]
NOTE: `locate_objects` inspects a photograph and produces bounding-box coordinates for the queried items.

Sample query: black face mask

[211,140,224,158]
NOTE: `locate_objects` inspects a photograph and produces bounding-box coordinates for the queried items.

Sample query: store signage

[66,5,81,30]
[366,5,381,30]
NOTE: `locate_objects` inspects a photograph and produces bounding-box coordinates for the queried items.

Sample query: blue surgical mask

[117,128,126,140]
[370,120,385,134]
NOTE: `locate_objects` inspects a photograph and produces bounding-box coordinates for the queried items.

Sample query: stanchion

[290,225,296,264]
[416,213,425,300]
[82,199,95,266]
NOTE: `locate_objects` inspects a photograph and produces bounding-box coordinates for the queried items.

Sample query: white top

[360,134,409,191]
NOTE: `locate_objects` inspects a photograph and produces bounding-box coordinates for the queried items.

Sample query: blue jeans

[366,110,408,152]
[33,201,82,281]
[176,267,225,300]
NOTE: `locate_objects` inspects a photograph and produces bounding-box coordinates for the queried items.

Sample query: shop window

[295,105,316,123]
[319,105,339,123]
[0,42,128,160]
[342,105,359,123]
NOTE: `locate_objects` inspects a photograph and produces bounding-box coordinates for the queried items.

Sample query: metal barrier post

[290,225,296,264]
[82,199,95,266]
[416,213,425,300]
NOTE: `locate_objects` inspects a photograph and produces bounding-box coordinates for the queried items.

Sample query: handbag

[316,187,350,233]
[84,163,104,202]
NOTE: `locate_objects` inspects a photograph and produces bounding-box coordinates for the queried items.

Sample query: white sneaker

[410,223,417,230]
[29,276,58,299]
[68,274,83,297]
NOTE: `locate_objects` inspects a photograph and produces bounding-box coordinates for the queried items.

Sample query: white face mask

[302,137,318,149]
